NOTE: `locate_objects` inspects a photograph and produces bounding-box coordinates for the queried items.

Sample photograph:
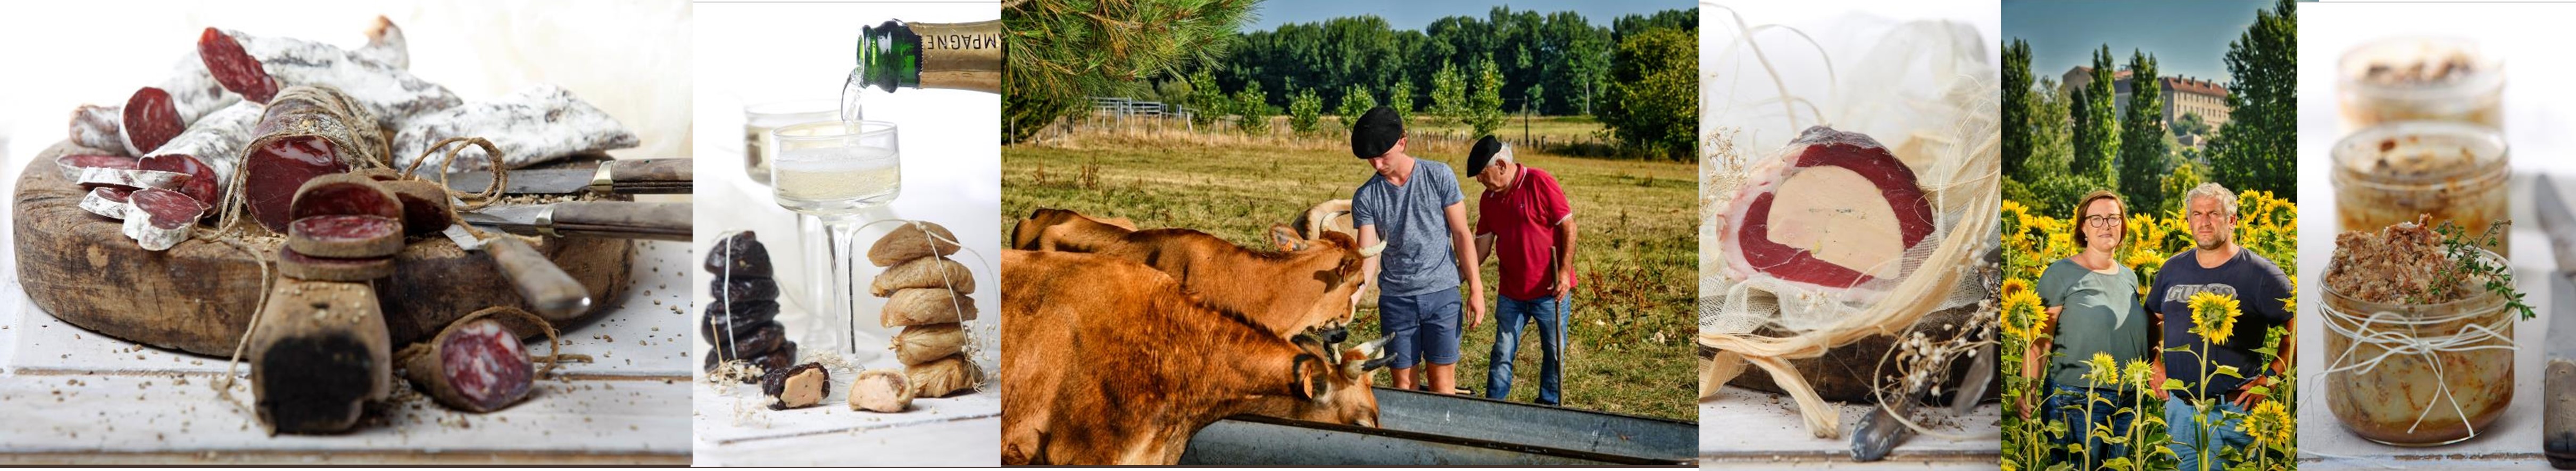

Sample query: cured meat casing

[1720,126,1935,301]
[200,27,458,131]
[243,86,382,233]
[393,85,641,171]
[140,100,264,206]
[122,50,245,156]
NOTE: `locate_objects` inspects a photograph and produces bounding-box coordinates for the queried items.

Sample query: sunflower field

[1998,191,2298,471]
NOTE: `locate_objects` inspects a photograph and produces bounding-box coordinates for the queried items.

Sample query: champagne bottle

[853,19,1002,94]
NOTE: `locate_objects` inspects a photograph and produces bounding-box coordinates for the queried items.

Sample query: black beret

[1350,106,1403,159]
[1466,135,1505,176]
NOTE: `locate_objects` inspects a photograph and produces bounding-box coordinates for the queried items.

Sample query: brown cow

[1009,207,1137,251]
[1000,250,1386,465]
[1291,199,1382,309]
[1012,208,1383,343]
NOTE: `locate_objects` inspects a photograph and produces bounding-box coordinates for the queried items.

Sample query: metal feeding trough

[1179,387,1697,465]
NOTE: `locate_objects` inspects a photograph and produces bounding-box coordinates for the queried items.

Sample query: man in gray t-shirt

[1349,106,1487,395]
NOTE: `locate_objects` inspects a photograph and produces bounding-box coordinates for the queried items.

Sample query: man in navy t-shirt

[2145,183,2294,471]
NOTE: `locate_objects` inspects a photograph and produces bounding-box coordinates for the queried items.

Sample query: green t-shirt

[2038,258,2151,390]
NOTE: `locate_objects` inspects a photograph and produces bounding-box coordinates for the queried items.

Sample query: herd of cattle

[1001,202,1397,465]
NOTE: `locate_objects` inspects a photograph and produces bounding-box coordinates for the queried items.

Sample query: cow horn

[1355,336,1392,360]
[1360,357,1394,372]
[1357,241,1387,258]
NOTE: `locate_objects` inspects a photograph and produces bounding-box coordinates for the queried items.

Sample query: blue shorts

[1379,287,1461,369]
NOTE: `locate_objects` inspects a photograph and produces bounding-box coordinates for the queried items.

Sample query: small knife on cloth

[459,201,691,242]
[445,158,691,195]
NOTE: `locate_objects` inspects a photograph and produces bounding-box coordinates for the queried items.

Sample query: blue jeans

[2165,395,2254,471]
[1485,294,1566,405]
[2042,384,2133,467]
[1379,287,1462,369]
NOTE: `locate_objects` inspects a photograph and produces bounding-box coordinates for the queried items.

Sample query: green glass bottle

[854,19,1002,94]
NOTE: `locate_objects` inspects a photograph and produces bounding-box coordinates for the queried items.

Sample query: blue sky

[1243,0,1686,32]
[2003,1,2267,84]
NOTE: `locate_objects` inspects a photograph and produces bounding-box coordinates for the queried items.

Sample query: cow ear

[1269,224,1307,251]
[1293,354,1332,402]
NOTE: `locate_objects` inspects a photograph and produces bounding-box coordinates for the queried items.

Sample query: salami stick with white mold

[139,100,263,206]
[199,26,459,130]
[242,85,385,234]
[121,49,244,156]
[392,85,641,172]
[69,105,128,155]
[397,307,585,414]
[122,188,209,251]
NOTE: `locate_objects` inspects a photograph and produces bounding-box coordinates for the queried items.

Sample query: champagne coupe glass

[742,100,844,186]
[768,120,900,357]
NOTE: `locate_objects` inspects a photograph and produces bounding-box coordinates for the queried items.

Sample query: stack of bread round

[867,221,983,399]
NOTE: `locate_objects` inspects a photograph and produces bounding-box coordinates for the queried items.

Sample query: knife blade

[458,201,691,241]
[2536,175,2576,361]
[445,158,691,195]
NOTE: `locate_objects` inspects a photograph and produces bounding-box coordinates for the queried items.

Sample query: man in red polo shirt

[1467,136,1578,405]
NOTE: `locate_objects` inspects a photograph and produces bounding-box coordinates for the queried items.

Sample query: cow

[1011,208,1382,344]
[1000,250,1389,465]
[1009,207,1137,252]
[1290,199,1381,309]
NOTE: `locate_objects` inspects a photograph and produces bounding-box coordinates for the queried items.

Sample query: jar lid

[2338,35,2505,101]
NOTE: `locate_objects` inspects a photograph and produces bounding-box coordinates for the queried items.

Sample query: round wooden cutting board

[14,142,635,356]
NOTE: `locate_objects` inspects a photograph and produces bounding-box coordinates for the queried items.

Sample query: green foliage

[2159,161,2206,216]
[1596,27,1696,161]
[1233,80,1271,135]
[1388,79,1417,122]
[2004,39,2034,180]
[1186,69,1228,128]
[1467,54,1508,136]
[1334,85,1377,129]
[1288,87,1325,135]
[1431,61,1468,119]
[1002,0,1257,143]
[2211,0,2298,201]
[2072,45,2121,183]
[2172,112,2211,139]
[2118,50,2171,212]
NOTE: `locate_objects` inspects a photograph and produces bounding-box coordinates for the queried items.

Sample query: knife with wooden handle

[441,225,593,321]
[445,158,692,195]
[459,201,691,241]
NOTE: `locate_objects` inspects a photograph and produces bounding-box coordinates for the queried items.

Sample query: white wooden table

[1698,387,2001,469]
[0,240,696,464]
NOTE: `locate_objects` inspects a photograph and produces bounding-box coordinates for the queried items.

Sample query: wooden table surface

[0,239,696,464]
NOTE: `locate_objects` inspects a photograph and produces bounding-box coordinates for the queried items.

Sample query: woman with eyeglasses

[2025,189,2155,466]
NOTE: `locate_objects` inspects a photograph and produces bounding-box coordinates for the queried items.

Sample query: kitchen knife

[445,158,691,195]
[458,201,691,242]
[442,225,593,321]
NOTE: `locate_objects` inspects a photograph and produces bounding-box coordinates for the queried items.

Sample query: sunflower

[2001,277,2033,299]
[2247,400,2295,445]
[2082,352,2120,385]
[2001,287,2046,344]
[2122,359,2154,392]
[2188,291,2243,343]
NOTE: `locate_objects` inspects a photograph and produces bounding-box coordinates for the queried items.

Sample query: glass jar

[2331,121,2509,255]
[2337,36,2504,132]
[2321,250,2516,447]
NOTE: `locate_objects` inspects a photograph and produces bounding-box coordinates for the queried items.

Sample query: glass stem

[824,213,865,356]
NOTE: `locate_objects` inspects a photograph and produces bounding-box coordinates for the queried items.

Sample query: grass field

[1002,123,1697,420]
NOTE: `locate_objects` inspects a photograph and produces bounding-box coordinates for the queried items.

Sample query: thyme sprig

[2430,220,2535,320]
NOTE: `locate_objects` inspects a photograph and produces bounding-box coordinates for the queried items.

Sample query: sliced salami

[122,188,209,251]
[275,245,395,282]
[139,100,264,206]
[54,154,139,182]
[201,27,459,130]
[79,187,136,219]
[288,173,402,222]
[287,214,403,258]
[378,178,453,236]
[245,86,379,233]
[121,50,244,156]
[69,105,128,155]
[76,167,188,192]
[405,317,534,414]
[392,85,639,171]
